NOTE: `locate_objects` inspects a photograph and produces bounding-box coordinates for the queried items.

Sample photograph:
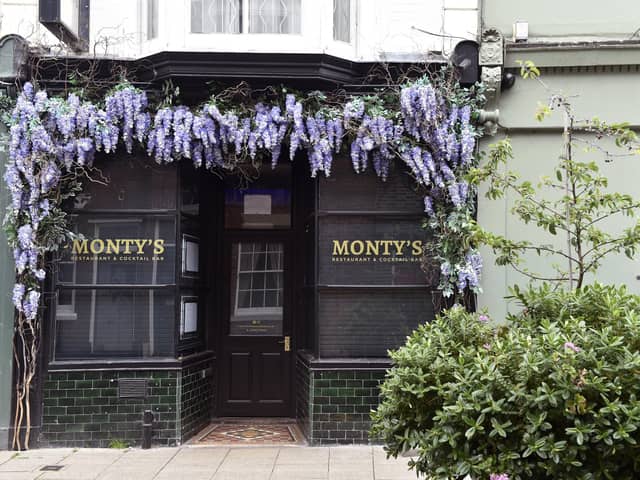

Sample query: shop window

[316,155,435,358]
[68,159,176,211]
[333,0,350,43]
[53,159,181,361]
[191,0,301,34]
[55,289,175,359]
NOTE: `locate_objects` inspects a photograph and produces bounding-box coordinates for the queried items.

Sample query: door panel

[228,352,251,401]
[219,238,292,416]
[258,352,286,401]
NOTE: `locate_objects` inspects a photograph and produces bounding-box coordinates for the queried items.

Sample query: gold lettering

[120,239,135,254]
[106,239,120,254]
[350,240,364,255]
[411,240,423,256]
[71,239,88,254]
[380,240,393,255]
[365,240,379,256]
[392,240,408,255]
[134,239,150,254]
[90,239,105,254]
[332,240,349,256]
[153,239,165,255]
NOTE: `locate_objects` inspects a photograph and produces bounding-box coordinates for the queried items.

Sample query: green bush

[371,284,640,479]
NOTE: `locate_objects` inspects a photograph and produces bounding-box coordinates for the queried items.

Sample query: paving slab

[0,452,16,465]
[0,472,41,480]
[275,447,329,465]
[0,449,73,473]
[0,445,419,479]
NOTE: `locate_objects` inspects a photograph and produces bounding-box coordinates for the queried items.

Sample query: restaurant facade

[0,0,487,449]
[37,146,433,447]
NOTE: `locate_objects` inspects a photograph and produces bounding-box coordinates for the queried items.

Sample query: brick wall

[40,370,180,448]
[179,359,215,441]
[296,355,388,445]
[40,356,215,448]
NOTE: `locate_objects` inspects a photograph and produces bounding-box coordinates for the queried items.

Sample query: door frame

[216,229,296,417]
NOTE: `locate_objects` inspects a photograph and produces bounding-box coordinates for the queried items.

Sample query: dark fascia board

[136,51,446,86]
[28,51,447,95]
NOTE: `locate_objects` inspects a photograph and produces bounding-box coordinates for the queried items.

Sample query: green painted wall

[482,0,639,40]
[477,29,640,320]
[0,124,14,450]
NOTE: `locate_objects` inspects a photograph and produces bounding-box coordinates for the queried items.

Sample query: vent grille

[118,378,148,398]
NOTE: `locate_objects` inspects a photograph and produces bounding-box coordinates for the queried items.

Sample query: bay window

[190,0,301,34]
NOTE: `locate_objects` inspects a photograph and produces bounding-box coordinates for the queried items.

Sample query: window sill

[49,350,215,371]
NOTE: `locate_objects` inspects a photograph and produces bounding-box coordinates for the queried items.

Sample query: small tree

[469,61,640,290]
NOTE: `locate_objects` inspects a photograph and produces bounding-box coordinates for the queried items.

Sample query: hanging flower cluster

[4,76,481,322]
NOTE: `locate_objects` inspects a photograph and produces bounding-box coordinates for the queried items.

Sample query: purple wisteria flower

[457,250,483,291]
[23,290,40,320]
[12,283,25,310]
[4,78,482,327]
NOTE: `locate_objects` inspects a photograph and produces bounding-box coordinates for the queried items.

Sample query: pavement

[0,445,420,480]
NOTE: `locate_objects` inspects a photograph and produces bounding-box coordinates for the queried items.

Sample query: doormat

[192,420,304,445]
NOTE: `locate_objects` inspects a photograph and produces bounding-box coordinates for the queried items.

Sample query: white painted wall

[0,0,479,61]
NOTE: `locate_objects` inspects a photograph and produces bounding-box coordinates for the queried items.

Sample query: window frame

[332,0,351,43]
[49,159,205,364]
[190,0,302,35]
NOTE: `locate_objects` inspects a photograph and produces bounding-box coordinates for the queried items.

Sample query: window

[235,242,283,314]
[229,242,284,336]
[53,160,178,361]
[147,0,159,40]
[333,0,350,43]
[224,164,292,229]
[316,156,433,357]
[191,0,301,34]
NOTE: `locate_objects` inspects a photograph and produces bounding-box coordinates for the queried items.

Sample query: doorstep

[189,418,306,446]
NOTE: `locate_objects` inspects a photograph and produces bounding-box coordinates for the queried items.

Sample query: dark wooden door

[218,235,292,416]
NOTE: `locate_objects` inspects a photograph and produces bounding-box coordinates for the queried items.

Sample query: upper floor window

[190,0,301,34]
[147,0,159,40]
[333,0,350,43]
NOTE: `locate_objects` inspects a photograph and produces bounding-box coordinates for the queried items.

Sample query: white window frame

[183,0,321,54]
[139,0,166,57]
[324,0,356,60]
[332,0,350,43]
[233,242,284,317]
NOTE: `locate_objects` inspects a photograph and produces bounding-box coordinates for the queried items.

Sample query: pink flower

[482,343,492,351]
[478,314,489,323]
[564,342,581,353]
[490,474,510,480]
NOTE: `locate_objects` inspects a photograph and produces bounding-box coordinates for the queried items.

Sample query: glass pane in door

[229,242,283,336]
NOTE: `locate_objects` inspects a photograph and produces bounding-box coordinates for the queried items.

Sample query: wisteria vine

[3,74,482,448]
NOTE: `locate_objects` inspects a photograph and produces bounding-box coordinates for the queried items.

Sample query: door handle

[278,336,291,352]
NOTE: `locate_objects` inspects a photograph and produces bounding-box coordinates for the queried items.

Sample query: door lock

[279,335,291,352]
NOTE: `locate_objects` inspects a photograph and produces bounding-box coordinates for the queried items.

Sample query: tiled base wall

[297,357,387,445]
[40,358,214,448]
[180,359,215,441]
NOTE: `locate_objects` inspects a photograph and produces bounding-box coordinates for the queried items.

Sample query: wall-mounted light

[451,40,480,86]
[513,21,529,42]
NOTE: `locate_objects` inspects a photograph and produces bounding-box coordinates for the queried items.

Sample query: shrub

[371,284,640,479]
